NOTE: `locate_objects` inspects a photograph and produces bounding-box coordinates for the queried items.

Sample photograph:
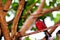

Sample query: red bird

[36,20,47,31]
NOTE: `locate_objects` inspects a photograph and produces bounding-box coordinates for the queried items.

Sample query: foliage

[11,2,19,11]
[54,13,60,23]
[54,36,58,40]
[31,27,37,31]
[2,0,60,35]
[1,0,60,40]
[25,36,31,40]
[2,0,7,5]
[39,13,53,20]
[7,13,10,17]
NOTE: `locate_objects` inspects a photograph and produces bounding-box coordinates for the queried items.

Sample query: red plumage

[36,20,47,31]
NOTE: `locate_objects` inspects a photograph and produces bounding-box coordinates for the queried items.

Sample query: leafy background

[1,0,60,40]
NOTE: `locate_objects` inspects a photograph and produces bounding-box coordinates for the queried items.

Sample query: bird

[35,19,47,31]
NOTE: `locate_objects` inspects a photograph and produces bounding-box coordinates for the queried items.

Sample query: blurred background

[1,0,60,40]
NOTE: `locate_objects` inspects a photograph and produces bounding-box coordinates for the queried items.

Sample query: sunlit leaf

[31,27,37,31]
[39,13,53,20]
[27,0,38,6]
[54,13,60,23]
[57,0,60,3]
[54,36,58,40]
[7,13,10,17]
[44,2,50,8]
[11,2,19,10]
[57,3,60,6]
[2,0,7,5]
[25,36,30,40]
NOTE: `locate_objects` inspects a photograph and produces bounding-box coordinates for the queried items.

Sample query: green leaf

[18,18,25,31]
[2,0,7,5]
[54,18,58,23]
[27,0,37,6]
[37,0,41,3]
[35,38,37,40]
[49,0,56,7]
[44,2,50,8]
[31,27,37,31]
[7,13,10,17]
[39,13,53,20]
[53,0,56,4]
[25,36,30,40]
[57,0,60,3]
[57,3,60,6]
[54,36,58,40]
[31,6,38,12]
[47,13,54,20]
[22,0,38,16]
[8,23,12,32]
[49,2,54,7]
[54,13,60,23]
[11,2,19,10]
[17,26,22,31]
[18,19,23,26]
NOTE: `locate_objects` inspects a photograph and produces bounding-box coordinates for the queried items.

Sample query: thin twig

[16,21,60,37]
[17,1,60,37]
[0,28,1,36]
[42,20,60,40]
[8,6,60,23]
[49,20,60,34]
[3,0,12,17]
[19,0,45,36]
[22,1,38,18]
[11,0,25,40]
[31,6,60,18]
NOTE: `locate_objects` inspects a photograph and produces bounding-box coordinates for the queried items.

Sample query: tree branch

[0,0,3,38]
[42,20,60,40]
[17,0,60,37]
[15,20,60,37]
[0,13,11,40]
[0,0,11,40]
[8,6,60,23]
[31,6,60,18]
[0,27,1,36]
[19,0,45,36]
[22,1,38,18]
[3,0,12,17]
[8,1,38,23]
[49,20,60,34]
[11,0,25,40]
